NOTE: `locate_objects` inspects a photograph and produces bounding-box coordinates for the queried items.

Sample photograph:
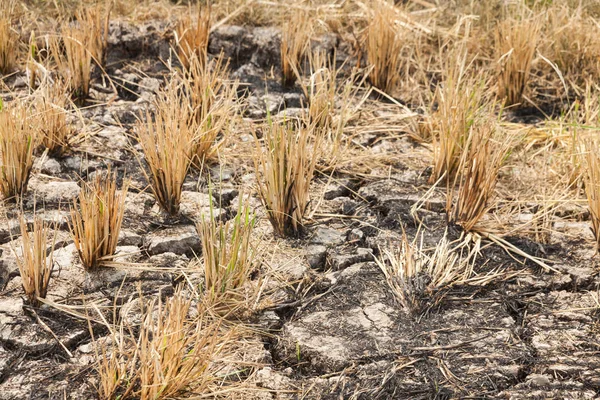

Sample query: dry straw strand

[15,214,57,307]
[136,80,198,216]
[367,1,402,94]
[0,102,37,200]
[69,168,129,269]
[495,16,540,106]
[253,119,321,237]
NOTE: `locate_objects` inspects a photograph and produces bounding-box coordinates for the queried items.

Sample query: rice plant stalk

[0,0,17,75]
[135,80,198,216]
[366,1,402,94]
[0,102,37,200]
[14,214,57,307]
[447,121,511,232]
[582,137,600,251]
[280,13,310,87]
[35,82,72,156]
[196,190,256,309]
[69,168,129,269]
[253,120,321,237]
[175,3,211,70]
[495,17,540,106]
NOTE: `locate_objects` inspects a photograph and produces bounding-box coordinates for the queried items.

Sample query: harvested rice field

[1,0,600,399]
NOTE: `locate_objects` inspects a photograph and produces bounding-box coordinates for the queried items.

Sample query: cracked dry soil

[1,18,600,400]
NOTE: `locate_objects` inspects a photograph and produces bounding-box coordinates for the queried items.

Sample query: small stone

[324,180,354,200]
[36,157,62,175]
[28,179,80,205]
[146,225,201,256]
[306,245,328,270]
[347,228,364,243]
[310,226,345,246]
[118,229,143,247]
[527,373,551,387]
[330,248,374,270]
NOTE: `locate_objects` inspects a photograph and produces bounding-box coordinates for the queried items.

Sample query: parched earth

[1,19,600,400]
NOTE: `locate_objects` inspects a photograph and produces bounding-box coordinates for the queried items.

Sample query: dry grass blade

[253,119,321,237]
[50,27,93,103]
[0,0,17,75]
[96,288,229,400]
[69,168,129,269]
[14,214,57,307]
[582,137,600,251]
[448,121,511,232]
[375,230,476,314]
[175,3,211,70]
[302,51,363,171]
[135,80,197,216]
[429,51,487,183]
[366,1,402,94]
[76,1,112,67]
[196,191,257,310]
[35,82,72,156]
[280,12,311,88]
[183,55,238,167]
[0,101,37,201]
[495,16,540,106]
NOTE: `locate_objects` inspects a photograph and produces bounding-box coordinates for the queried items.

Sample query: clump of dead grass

[35,82,72,156]
[253,119,321,237]
[50,27,93,103]
[96,288,230,400]
[14,214,57,307]
[429,52,488,183]
[183,55,238,167]
[0,0,17,75]
[446,120,511,232]
[280,12,311,88]
[375,229,476,314]
[581,137,600,251]
[0,101,37,200]
[366,1,402,94]
[135,80,198,216]
[495,16,540,106]
[76,1,112,67]
[175,3,211,70]
[69,168,129,269]
[195,191,258,311]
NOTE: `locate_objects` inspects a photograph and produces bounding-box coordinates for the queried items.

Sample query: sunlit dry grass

[496,16,540,106]
[35,82,72,156]
[14,214,57,307]
[0,102,37,200]
[280,12,311,87]
[366,1,402,94]
[175,3,211,70]
[253,119,321,237]
[183,55,238,167]
[195,192,258,311]
[97,288,230,400]
[69,169,129,269]
[0,0,17,75]
[447,121,511,232]
[136,80,198,216]
[429,51,488,183]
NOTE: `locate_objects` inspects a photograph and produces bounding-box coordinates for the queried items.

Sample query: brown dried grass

[280,11,311,87]
[135,80,198,216]
[0,102,37,200]
[69,168,129,269]
[175,3,211,70]
[366,1,402,94]
[495,16,540,106]
[253,119,321,237]
[14,214,57,307]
